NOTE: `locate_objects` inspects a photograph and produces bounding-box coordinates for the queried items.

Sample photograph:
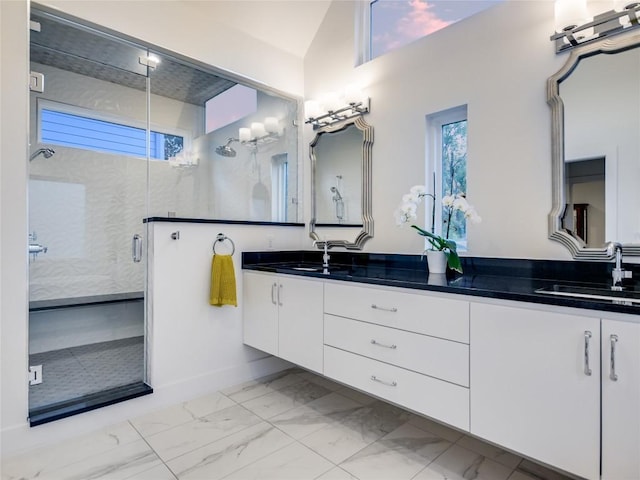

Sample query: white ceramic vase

[426,250,447,274]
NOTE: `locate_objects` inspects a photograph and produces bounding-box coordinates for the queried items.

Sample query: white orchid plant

[396,185,481,273]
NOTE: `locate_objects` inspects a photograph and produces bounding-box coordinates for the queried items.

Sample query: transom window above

[365,0,502,61]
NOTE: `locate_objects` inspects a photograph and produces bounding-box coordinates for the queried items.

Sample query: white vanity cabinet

[242,271,324,372]
[470,303,600,480]
[601,318,640,480]
[323,282,471,431]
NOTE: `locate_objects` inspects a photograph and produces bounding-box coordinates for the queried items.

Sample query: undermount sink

[535,284,640,304]
[272,263,351,275]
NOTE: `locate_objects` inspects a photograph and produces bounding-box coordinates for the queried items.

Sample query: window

[205,84,257,134]
[427,105,468,249]
[360,0,501,62]
[38,101,184,160]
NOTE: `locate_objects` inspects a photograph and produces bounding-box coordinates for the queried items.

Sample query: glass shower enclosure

[27,10,154,425]
[27,7,300,425]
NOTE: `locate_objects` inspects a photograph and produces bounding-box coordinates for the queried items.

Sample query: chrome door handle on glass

[132,234,142,263]
[584,330,592,376]
[371,304,398,313]
[370,375,397,387]
[371,339,397,349]
[610,334,619,381]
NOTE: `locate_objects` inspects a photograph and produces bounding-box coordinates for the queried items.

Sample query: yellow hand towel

[209,254,237,307]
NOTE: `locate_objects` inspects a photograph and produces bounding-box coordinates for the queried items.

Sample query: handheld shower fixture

[30,148,55,161]
[330,186,344,222]
[215,138,237,158]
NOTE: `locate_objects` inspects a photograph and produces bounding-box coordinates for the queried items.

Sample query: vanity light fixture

[237,117,282,149]
[304,85,370,129]
[551,0,640,53]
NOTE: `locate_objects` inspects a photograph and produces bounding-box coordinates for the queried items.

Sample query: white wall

[304,1,570,259]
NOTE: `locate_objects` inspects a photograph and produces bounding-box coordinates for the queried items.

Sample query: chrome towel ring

[213,233,235,255]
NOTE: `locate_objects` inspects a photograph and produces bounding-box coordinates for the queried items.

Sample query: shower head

[215,138,237,158]
[330,186,342,200]
[30,148,55,161]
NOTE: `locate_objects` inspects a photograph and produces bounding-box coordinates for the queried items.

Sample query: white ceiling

[182,0,332,58]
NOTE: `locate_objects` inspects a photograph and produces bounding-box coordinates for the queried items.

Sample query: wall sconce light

[551,0,640,53]
[304,85,370,129]
[237,116,282,149]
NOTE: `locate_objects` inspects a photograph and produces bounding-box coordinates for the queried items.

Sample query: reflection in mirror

[310,116,373,250]
[548,33,640,259]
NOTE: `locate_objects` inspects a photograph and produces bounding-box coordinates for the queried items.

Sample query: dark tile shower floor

[29,336,144,410]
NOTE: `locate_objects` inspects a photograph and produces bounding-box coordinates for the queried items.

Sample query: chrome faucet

[608,242,632,290]
[313,240,330,272]
[322,242,330,269]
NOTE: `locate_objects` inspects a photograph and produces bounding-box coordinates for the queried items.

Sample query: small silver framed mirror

[309,116,373,250]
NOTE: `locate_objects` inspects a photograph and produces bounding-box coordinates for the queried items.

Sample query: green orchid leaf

[446,250,463,273]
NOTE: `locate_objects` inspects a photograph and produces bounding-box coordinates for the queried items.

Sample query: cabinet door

[601,319,640,480]
[470,303,600,480]
[242,272,278,355]
[278,276,324,373]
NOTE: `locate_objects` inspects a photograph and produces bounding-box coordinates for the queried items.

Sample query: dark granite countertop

[242,251,640,316]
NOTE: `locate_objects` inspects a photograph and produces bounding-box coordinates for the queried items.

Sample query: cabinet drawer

[324,346,469,432]
[325,314,469,386]
[324,283,469,343]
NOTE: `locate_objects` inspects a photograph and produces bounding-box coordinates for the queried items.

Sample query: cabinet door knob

[584,330,593,376]
[271,282,277,305]
[610,334,619,381]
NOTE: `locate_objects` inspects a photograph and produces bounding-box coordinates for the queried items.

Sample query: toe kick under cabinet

[323,282,470,432]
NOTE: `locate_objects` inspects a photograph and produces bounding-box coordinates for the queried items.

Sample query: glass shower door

[28,9,151,424]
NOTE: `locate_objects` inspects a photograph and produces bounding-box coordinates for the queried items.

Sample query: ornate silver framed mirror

[548,32,640,259]
[309,116,373,250]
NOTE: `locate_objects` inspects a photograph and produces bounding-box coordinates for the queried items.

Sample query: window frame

[426,104,468,250]
[36,98,191,161]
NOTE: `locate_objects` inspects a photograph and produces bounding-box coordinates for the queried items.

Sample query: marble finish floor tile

[130,391,236,437]
[456,435,523,469]
[296,371,344,391]
[299,400,411,464]
[125,463,178,480]
[1,422,142,480]
[508,471,540,480]
[408,414,466,443]
[339,422,453,480]
[34,439,161,480]
[316,467,359,480]
[269,391,364,440]
[221,370,306,404]
[143,404,262,461]
[223,442,334,479]
[2,368,576,480]
[165,421,295,480]
[240,379,333,419]
[516,459,576,480]
[412,444,513,480]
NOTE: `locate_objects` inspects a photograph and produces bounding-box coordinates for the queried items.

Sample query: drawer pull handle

[371,339,397,349]
[371,375,397,387]
[610,334,619,381]
[371,304,398,313]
